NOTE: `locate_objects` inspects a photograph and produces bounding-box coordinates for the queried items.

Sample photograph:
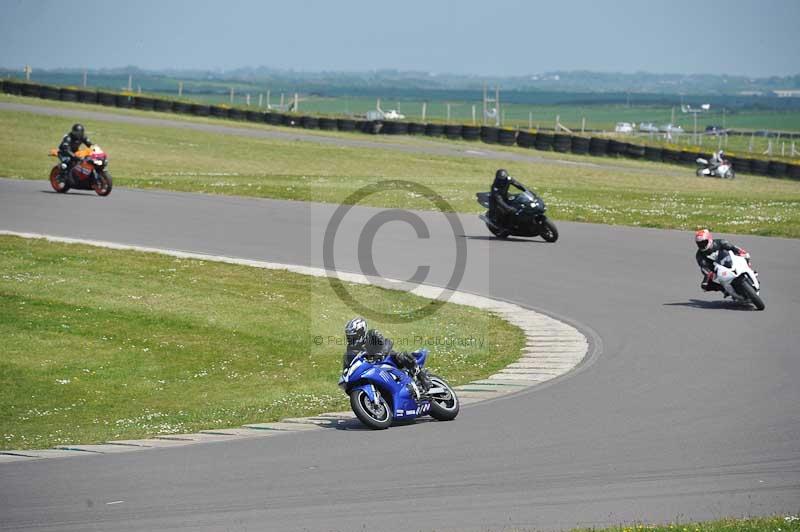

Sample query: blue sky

[1,0,798,77]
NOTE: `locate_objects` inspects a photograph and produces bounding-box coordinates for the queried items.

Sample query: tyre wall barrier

[21,84,41,98]
[425,123,445,137]
[133,96,155,111]
[153,99,173,112]
[461,125,481,141]
[534,132,554,151]
[498,129,517,146]
[553,134,571,153]
[570,136,590,155]
[407,122,426,135]
[589,137,609,156]
[318,117,338,130]
[444,124,462,140]
[517,130,535,148]
[173,101,191,114]
[481,126,499,144]
[6,80,799,178]
[191,104,210,116]
[768,161,787,177]
[299,115,318,129]
[337,118,356,132]
[210,105,229,118]
[644,146,663,162]
[39,85,60,100]
[246,110,264,123]
[60,87,79,102]
[626,143,645,159]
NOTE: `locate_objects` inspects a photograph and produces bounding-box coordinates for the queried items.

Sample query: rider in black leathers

[343,317,431,393]
[694,229,749,292]
[489,169,525,225]
[57,123,93,183]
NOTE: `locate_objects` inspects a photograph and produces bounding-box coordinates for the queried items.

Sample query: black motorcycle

[476,186,558,242]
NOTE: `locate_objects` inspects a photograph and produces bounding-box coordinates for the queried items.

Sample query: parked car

[659,123,684,134]
[615,122,634,134]
[639,122,659,133]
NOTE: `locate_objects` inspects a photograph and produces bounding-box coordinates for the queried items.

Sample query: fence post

[178,81,183,97]
[422,102,427,122]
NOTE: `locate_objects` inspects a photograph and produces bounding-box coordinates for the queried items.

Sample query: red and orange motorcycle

[48,145,113,196]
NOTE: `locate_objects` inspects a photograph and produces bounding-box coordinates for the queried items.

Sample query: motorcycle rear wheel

[49,166,70,193]
[540,220,559,242]
[427,374,459,421]
[93,171,113,197]
[739,278,765,311]
[696,168,705,177]
[350,389,392,429]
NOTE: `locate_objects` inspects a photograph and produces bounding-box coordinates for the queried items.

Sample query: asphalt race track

[1,178,799,532]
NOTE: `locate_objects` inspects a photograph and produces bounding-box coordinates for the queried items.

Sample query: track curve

[0,178,799,532]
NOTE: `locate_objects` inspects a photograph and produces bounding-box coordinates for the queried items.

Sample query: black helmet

[345,317,367,348]
[71,123,85,140]
[495,169,509,181]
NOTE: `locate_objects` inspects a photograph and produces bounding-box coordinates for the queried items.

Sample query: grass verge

[570,515,799,532]
[2,96,800,237]
[0,235,524,450]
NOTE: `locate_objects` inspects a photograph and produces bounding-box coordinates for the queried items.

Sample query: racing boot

[415,368,432,394]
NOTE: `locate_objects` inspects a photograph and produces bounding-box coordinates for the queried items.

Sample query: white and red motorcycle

[696,157,735,179]
[713,250,764,310]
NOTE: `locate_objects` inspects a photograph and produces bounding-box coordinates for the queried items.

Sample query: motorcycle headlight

[95,160,103,166]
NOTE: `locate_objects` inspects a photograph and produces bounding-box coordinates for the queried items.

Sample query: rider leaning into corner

[57,123,93,182]
[343,317,432,393]
[695,229,751,294]
[710,150,726,170]
[489,168,526,224]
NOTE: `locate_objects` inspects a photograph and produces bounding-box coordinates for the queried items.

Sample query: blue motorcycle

[339,348,460,429]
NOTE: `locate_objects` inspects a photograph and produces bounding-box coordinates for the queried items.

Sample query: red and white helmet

[695,229,713,251]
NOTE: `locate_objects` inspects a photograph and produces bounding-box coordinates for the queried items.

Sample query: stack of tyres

[337,118,357,132]
[134,96,155,111]
[425,123,445,137]
[265,113,283,125]
[644,146,663,162]
[191,104,210,116]
[407,122,426,135]
[173,101,191,114]
[153,99,173,112]
[461,125,480,141]
[679,150,699,166]
[246,110,264,123]
[517,131,535,148]
[3,80,22,95]
[626,143,645,159]
[534,132,554,151]
[318,117,338,131]
[60,87,80,102]
[210,105,228,118]
[768,161,788,177]
[383,121,408,135]
[661,148,681,164]
[282,114,301,127]
[21,83,40,98]
[444,124,462,140]
[97,92,117,106]
[608,139,627,156]
[728,156,751,174]
[787,164,800,180]
[589,137,609,156]
[570,136,590,155]
[750,159,769,175]
[480,126,499,144]
[228,108,244,120]
[553,134,571,153]
[39,85,60,100]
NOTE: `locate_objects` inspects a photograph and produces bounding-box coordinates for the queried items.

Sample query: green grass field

[3,96,800,237]
[0,236,524,450]
[571,515,800,532]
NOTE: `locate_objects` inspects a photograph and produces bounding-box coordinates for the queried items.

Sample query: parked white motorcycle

[713,250,764,310]
[696,157,735,179]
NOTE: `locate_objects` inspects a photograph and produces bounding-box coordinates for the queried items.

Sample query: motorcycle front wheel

[427,374,460,421]
[350,389,392,429]
[540,219,559,242]
[696,168,705,177]
[49,166,70,193]
[739,278,765,311]
[92,170,113,197]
